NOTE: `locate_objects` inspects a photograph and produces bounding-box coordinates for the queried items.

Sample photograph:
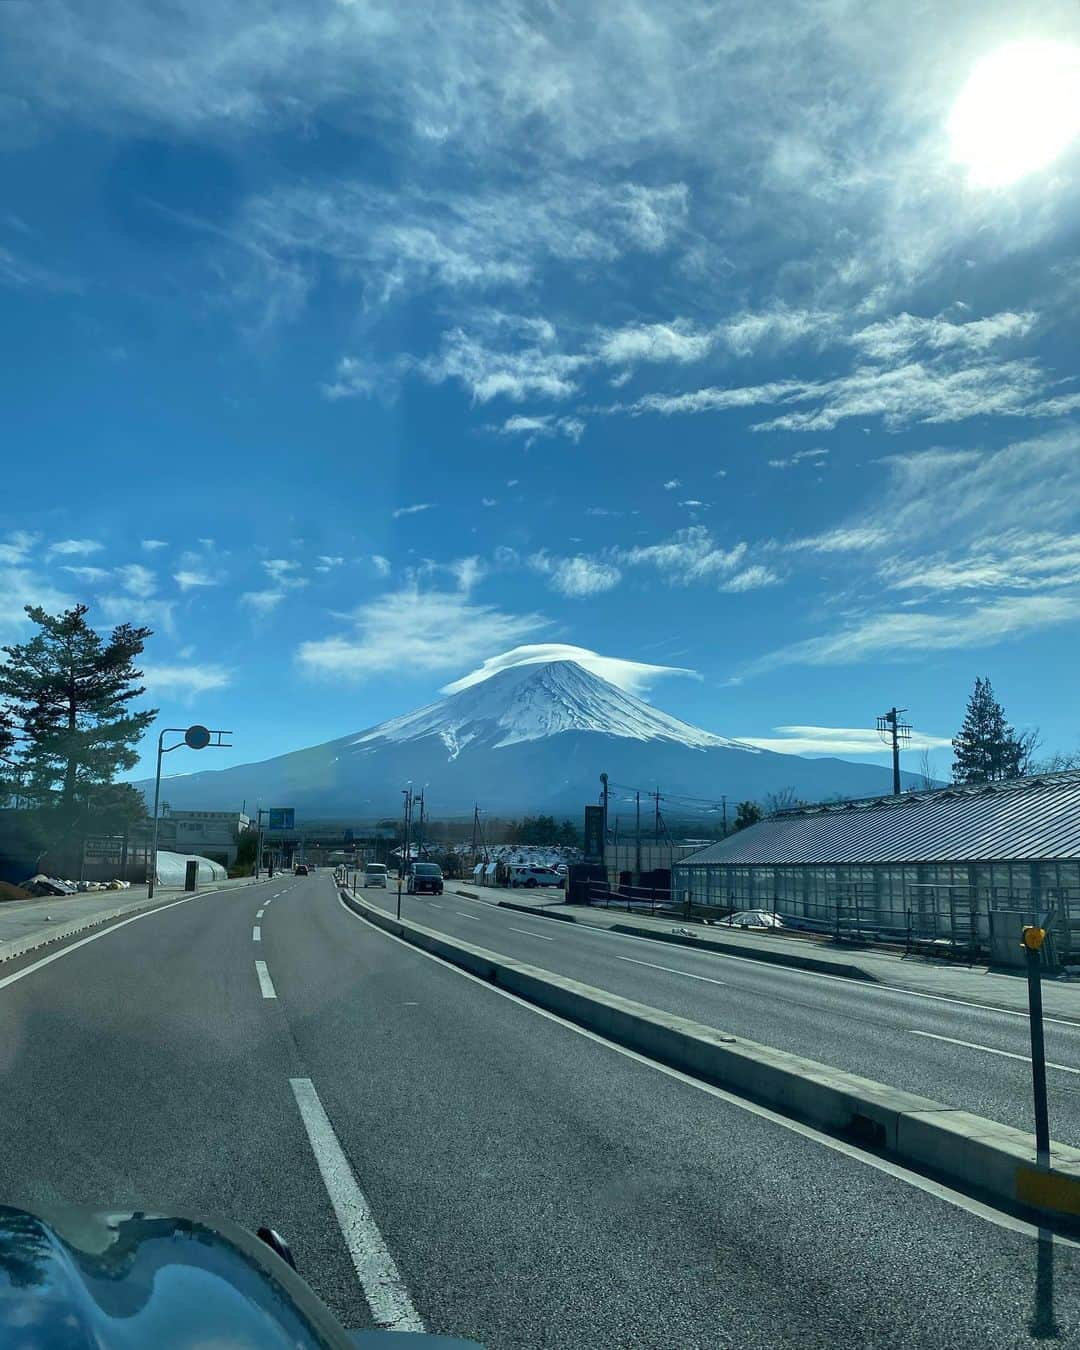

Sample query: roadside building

[155,810,250,869]
[673,772,1080,967]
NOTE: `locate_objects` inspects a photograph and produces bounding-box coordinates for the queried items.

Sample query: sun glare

[948,40,1080,187]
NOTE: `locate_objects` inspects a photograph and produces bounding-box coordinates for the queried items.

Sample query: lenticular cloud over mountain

[442,644,697,696]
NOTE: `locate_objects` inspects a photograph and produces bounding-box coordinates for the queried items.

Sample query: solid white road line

[290,1077,425,1332]
[455,912,480,920]
[255,960,277,999]
[256,908,265,919]
[0,890,218,996]
[253,926,261,942]
[335,894,1078,1248]
[509,926,554,941]
[616,954,726,986]
[908,1029,1080,1073]
[428,903,445,910]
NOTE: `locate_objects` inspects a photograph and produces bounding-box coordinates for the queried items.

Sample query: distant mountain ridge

[134,660,925,818]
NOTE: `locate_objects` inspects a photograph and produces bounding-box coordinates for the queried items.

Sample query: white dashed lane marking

[908,1029,1080,1073]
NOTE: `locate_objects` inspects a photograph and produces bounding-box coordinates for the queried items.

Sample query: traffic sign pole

[1023,925,1051,1165]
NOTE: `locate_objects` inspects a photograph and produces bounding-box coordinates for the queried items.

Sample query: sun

[948,40,1080,187]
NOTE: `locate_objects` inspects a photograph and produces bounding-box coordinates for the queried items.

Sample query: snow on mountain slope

[349,660,756,757]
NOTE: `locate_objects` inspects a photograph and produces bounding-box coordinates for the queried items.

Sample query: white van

[364,863,388,888]
[507,865,564,889]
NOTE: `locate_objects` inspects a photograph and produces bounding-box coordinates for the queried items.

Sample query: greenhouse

[672,771,1080,963]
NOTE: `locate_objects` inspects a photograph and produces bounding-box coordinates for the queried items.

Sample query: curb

[340,886,1080,1227]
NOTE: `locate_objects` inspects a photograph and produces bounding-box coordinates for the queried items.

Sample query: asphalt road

[361,883,1080,1148]
[1,871,1078,1348]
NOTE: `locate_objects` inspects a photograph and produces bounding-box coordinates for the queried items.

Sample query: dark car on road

[407,863,444,895]
[294,864,309,875]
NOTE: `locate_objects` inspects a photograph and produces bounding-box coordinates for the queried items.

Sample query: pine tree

[0,604,157,870]
[951,676,1023,784]
[732,800,763,831]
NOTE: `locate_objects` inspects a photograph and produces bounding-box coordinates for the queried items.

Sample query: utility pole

[600,773,609,851]
[398,784,412,918]
[721,795,728,838]
[415,788,426,859]
[876,707,912,795]
[471,804,479,875]
[654,786,662,843]
[635,790,642,881]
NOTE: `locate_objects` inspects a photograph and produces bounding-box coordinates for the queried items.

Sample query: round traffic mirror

[185,724,211,750]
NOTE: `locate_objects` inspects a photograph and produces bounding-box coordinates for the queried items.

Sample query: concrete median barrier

[340,886,1080,1226]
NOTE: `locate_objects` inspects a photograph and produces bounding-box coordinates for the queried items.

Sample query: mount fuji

[135,660,923,819]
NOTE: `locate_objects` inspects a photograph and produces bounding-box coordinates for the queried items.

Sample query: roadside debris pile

[18,875,133,898]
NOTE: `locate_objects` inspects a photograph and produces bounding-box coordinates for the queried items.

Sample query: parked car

[507,865,564,889]
[364,863,388,888]
[294,864,309,876]
[407,863,444,895]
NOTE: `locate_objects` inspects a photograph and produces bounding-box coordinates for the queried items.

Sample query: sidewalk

[0,875,259,965]
[449,884,1080,1020]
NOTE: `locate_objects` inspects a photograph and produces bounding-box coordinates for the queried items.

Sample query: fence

[661,865,1080,969]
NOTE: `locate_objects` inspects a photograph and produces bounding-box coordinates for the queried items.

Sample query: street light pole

[147,725,231,899]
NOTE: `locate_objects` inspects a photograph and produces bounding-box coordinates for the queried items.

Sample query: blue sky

[2,2,1079,785]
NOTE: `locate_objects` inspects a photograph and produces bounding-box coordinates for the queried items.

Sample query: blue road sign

[184,724,211,750]
[269,808,295,831]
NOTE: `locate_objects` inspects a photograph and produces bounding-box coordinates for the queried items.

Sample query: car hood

[0,1203,481,1348]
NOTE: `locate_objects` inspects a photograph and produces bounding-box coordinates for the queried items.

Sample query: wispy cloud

[140,662,232,699]
[371,555,391,577]
[494,413,585,445]
[116,563,156,598]
[529,552,622,598]
[0,568,76,636]
[261,558,306,588]
[720,565,782,592]
[610,356,1057,434]
[240,589,286,614]
[61,565,110,583]
[47,538,103,559]
[414,321,586,403]
[663,479,681,490]
[618,527,748,585]
[97,594,176,635]
[251,176,687,319]
[0,531,37,565]
[297,586,548,680]
[140,539,168,551]
[768,447,829,469]
[747,593,1080,674]
[593,320,714,367]
[849,310,1037,362]
[444,644,696,696]
[314,555,344,572]
[392,503,434,519]
[739,725,953,756]
[174,568,218,591]
[0,244,81,294]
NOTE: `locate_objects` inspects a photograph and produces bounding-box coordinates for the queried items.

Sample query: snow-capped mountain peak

[350,660,755,756]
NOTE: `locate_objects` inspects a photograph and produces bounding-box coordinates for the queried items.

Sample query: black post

[1024,929,1051,1165]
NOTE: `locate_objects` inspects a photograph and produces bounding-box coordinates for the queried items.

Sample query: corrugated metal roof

[677,772,1080,866]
